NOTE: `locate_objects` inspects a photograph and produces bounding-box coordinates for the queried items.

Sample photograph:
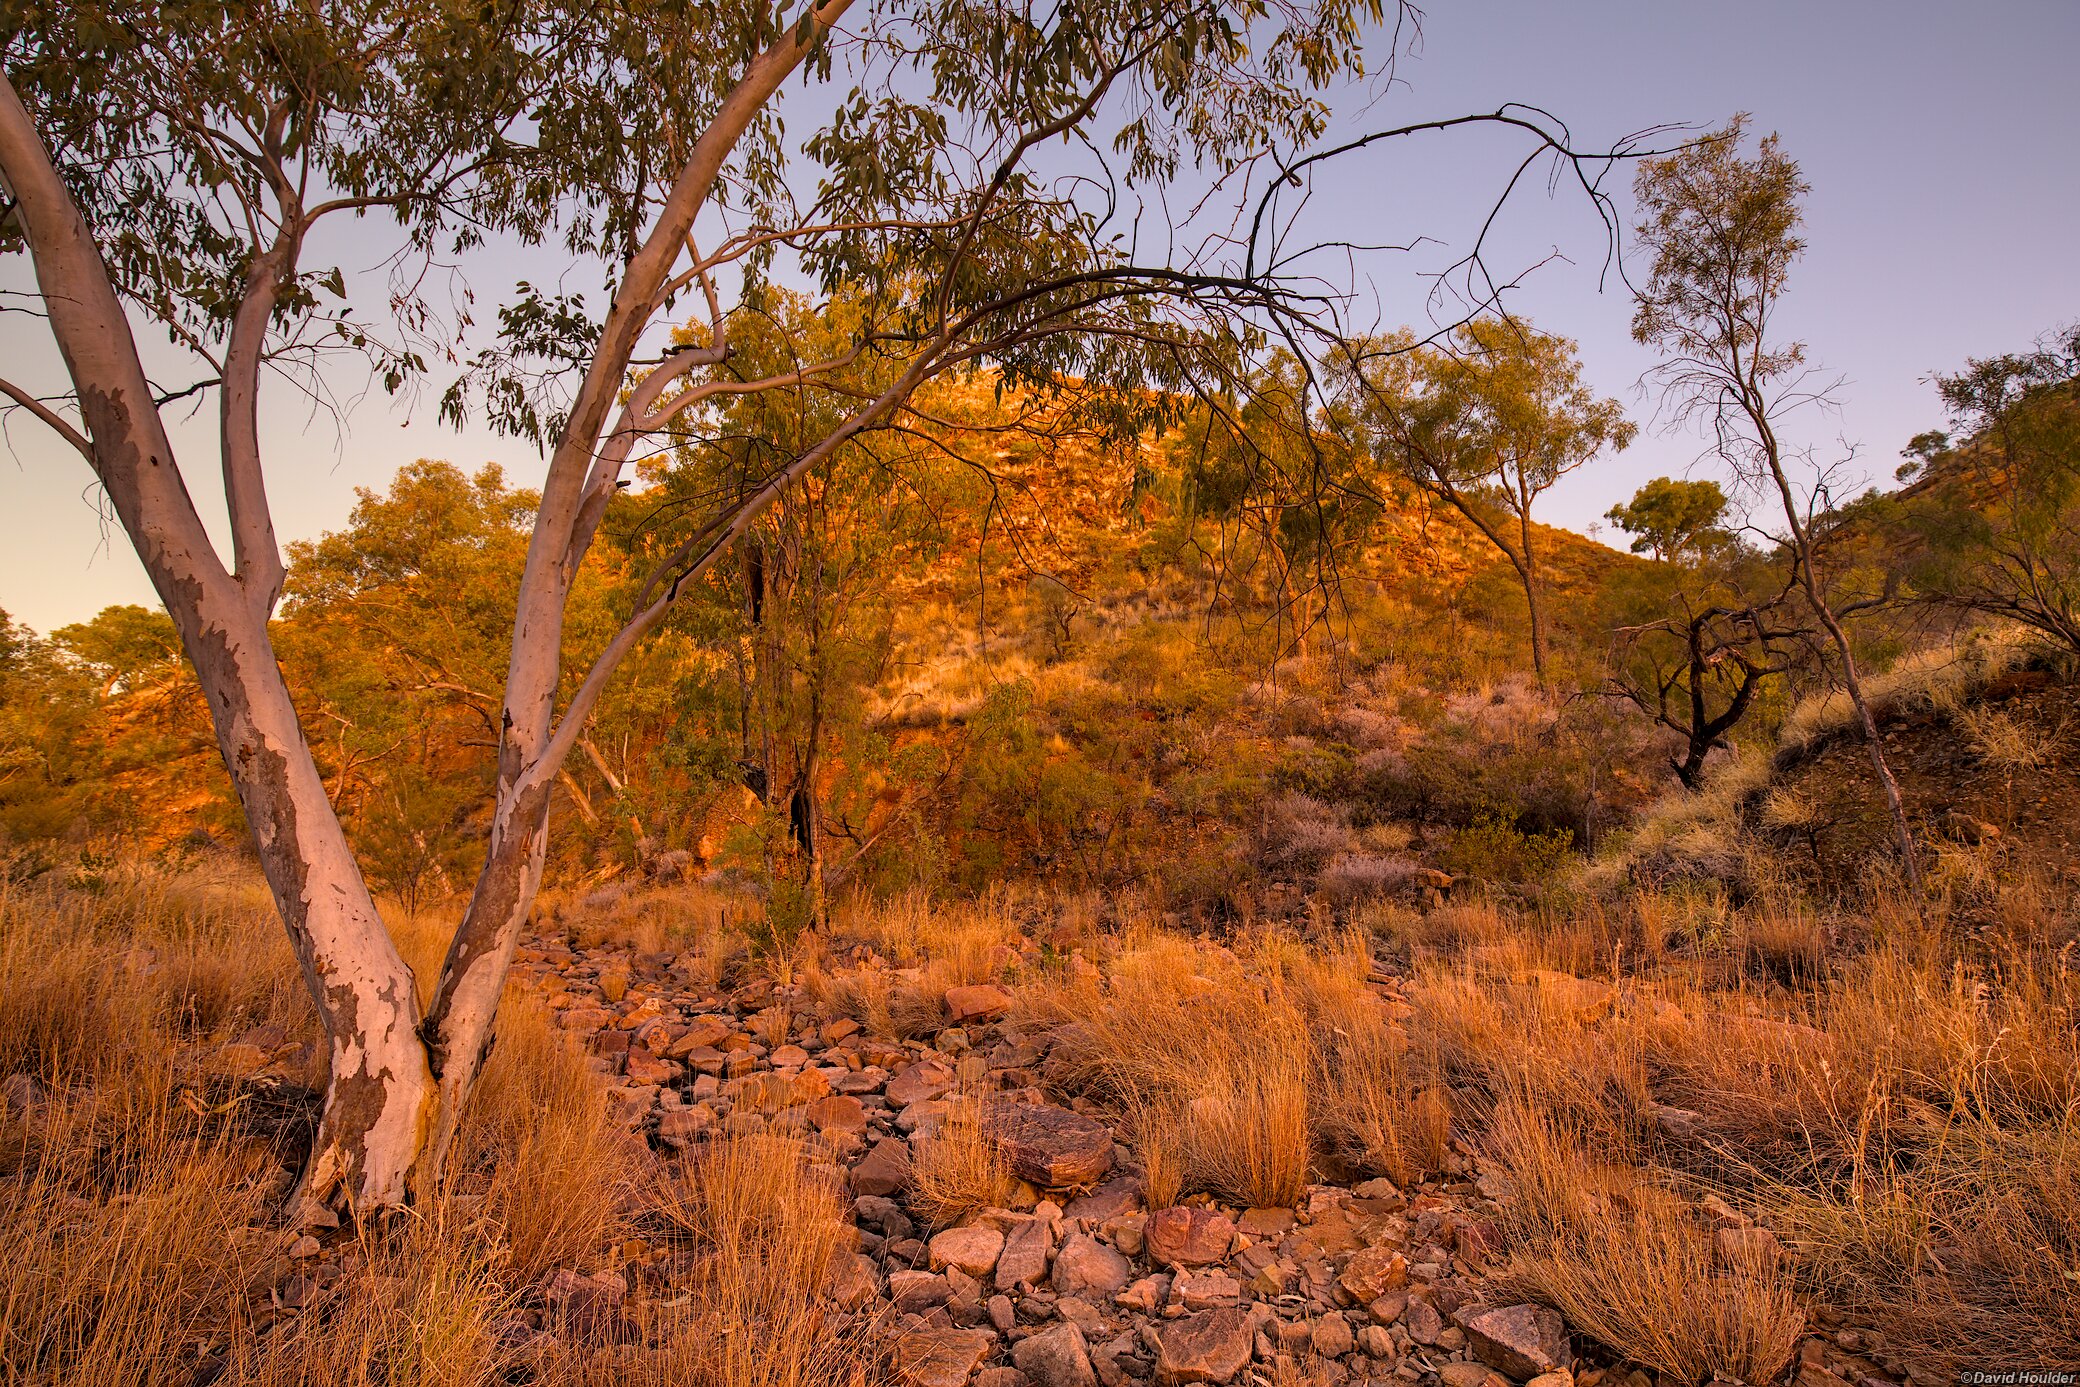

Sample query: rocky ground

[490,928,1930,1387]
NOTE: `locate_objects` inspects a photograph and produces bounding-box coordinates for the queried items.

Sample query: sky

[3,0,2077,631]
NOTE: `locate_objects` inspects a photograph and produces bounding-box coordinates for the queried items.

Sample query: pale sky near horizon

[3,0,2076,632]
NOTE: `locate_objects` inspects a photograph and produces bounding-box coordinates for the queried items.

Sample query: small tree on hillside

[1630,117,1919,885]
[1605,476,1732,563]
[1333,319,1636,681]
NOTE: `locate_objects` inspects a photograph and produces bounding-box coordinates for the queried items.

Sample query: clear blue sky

[3,0,2075,630]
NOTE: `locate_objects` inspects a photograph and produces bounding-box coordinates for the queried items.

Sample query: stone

[1339,1246,1407,1302]
[1051,1233,1132,1299]
[1403,1298,1443,1346]
[1062,1178,1141,1224]
[931,1224,1008,1277]
[1455,1304,1571,1379]
[1169,1269,1242,1310]
[542,1267,627,1338]
[623,1049,679,1085]
[998,1216,1055,1290]
[1311,1315,1354,1358]
[1237,1207,1297,1238]
[1145,1207,1235,1269]
[988,1294,1017,1332]
[889,1060,959,1108]
[890,1269,953,1314]
[604,1084,656,1125]
[598,967,630,1003]
[892,1328,996,1387]
[670,1015,735,1055]
[808,1094,870,1134]
[1357,1325,1393,1358]
[1015,1320,1099,1387]
[1154,1306,1256,1384]
[829,1252,881,1310]
[852,1137,914,1196]
[990,1101,1115,1189]
[1115,1274,1168,1312]
[946,983,1017,1024]
[1527,1373,1574,1387]
[1441,1364,1501,1387]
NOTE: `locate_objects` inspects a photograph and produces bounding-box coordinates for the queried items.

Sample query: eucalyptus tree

[2,0,1653,1216]
[1331,319,1634,680]
[1630,118,1919,884]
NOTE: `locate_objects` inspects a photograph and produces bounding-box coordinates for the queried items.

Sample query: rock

[931,1225,1008,1277]
[990,1101,1115,1189]
[604,1084,656,1125]
[798,1095,863,1137]
[889,1269,953,1314]
[1339,1245,1407,1302]
[1015,1321,1099,1387]
[852,1137,914,1196]
[1441,1364,1503,1387]
[1237,1207,1297,1238]
[1311,1315,1354,1358]
[998,1216,1055,1290]
[975,1373,1026,1387]
[623,1049,679,1085]
[1169,1268,1242,1310]
[1527,1372,1574,1387]
[542,1267,627,1338]
[1116,1274,1168,1312]
[1154,1306,1257,1384]
[1051,1233,1132,1299]
[946,983,1016,1024]
[1456,1304,1571,1379]
[889,1059,959,1107]
[892,1327,997,1387]
[829,1252,881,1310]
[1145,1206,1235,1269]
[1357,1324,1393,1358]
[1062,1178,1141,1225]
[598,967,630,1003]
[1403,1298,1444,1346]
[671,1015,735,1054]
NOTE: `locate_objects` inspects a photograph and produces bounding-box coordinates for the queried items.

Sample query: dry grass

[649,1132,869,1387]
[806,890,1024,1039]
[909,1096,1020,1229]
[0,862,879,1387]
[1485,1100,1805,1386]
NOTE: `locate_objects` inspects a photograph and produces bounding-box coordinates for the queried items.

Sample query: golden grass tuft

[909,1098,1019,1229]
[1486,1101,1805,1386]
